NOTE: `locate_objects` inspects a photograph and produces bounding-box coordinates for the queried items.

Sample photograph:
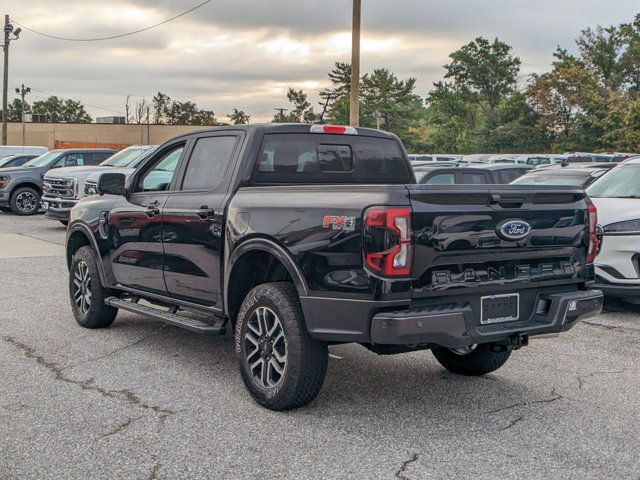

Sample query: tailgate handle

[490,194,525,208]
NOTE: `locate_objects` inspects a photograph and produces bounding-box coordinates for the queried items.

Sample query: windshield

[23,150,63,168]
[511,174,587,187]
[587,165,640,197]
[0,156,16,167]
[100,147,150,167]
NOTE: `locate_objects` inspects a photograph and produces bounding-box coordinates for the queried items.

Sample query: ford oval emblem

[498,220,531,241]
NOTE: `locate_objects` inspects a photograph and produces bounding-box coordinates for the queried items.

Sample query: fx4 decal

[323,215,356,231]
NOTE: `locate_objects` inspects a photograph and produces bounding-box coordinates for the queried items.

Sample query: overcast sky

[6,1,639,122]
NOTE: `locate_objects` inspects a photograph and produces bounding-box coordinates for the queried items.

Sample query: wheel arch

[224,237,309,323]
[66,223,108,285]
[10,181,43,196]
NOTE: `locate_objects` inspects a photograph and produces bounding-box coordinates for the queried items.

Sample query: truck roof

[168,123,401,142]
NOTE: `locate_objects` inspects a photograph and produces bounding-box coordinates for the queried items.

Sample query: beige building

[7,122,212,149]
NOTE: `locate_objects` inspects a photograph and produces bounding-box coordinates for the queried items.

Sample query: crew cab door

[161,132,242,307]
[107,141,186,294]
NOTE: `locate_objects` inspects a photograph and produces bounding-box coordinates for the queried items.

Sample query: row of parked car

[0,145,157,223]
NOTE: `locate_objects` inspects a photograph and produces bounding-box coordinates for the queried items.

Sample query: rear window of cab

[252,133,412,184]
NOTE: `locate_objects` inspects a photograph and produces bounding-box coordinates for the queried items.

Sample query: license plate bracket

[481,293,520,325]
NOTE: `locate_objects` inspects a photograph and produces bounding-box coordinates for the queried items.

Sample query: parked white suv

[586,157,640,304]
[82,146,158,198]
[42,145,157,225]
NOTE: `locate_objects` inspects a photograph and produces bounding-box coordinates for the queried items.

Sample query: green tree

[227,109,250,125]
[272,88,315,123]
[444,37,521,119]
[31,96,91,123]
[360,68,425,144]
[528,49,602,150]
[152,92,171,124]
[4,98,30,122]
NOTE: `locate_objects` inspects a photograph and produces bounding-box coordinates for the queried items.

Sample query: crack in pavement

[61,325,168,371]
[487,388,563,414]
[149,456,162,480]
[500,415,524,431]
[577,369,625,389]
[98,417,137,439]
[3,336,176,417]
[395,453,419,480]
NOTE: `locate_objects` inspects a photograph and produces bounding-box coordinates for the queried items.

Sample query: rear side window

[181,136,238,191]
[253,134,411,184]
[460,172,489,184]
[85,152,111,165]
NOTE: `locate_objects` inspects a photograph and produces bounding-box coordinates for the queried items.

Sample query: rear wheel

[10,187,40,215]
[69,246,118,328]
[235,282,328,410]
[432,343,511,376]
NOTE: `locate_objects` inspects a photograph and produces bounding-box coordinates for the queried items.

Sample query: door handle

[195,206,215,220]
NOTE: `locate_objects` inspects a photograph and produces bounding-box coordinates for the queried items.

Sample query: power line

[28,87,126,115]
[10,0,212,42]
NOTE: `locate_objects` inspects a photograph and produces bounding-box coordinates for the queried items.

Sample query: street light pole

[2,15,21,146]
[349,0,361,127]
[2,15,10,146]
[15,83,30,146]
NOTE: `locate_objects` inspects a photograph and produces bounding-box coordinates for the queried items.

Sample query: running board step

[105,297,226,335]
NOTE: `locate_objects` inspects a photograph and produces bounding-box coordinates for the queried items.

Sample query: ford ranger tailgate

[407,185,593,298]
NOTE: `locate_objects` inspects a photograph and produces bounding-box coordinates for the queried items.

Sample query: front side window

[56,153,85,167]
[139,145,184,192]
[181,136,238,191]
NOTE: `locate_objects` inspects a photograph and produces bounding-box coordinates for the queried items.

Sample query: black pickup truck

[66,124,603,410]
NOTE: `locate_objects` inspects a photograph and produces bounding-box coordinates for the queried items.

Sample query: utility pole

[2,15,21,145]
[349,0,361,127]
[146,106,150,145]
[274,108,288,121]
[15,83,30,145]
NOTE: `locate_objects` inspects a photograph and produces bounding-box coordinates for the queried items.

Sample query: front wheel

[432,343,511,376]
[69,246,118,328]
[10,187,40,215]
[235,282,328,410]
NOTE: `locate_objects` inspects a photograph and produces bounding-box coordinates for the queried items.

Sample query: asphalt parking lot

[0,213,639,479]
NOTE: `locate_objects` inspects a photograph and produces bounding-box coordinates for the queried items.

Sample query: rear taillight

[363,207,413,277]
[586,201,599,264]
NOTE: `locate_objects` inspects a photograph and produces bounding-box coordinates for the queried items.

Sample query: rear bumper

[593,277,640,298]
[370,289,603,348]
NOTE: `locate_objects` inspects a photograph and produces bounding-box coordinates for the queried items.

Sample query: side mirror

[98,173,126,196]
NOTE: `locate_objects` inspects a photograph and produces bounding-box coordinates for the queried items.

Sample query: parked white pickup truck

[42,145,157,225]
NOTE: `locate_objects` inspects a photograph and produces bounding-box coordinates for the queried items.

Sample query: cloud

[6,0,639,122]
